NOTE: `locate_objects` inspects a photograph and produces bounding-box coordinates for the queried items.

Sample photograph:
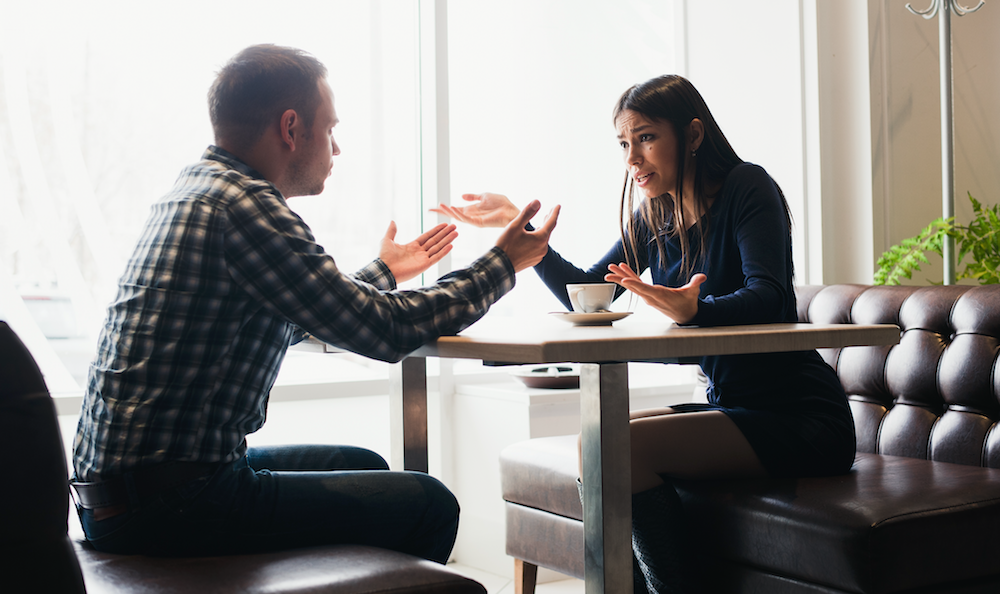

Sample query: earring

[691,150,697,157]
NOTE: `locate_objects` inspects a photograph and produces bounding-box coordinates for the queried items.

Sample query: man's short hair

[209,44,328,149]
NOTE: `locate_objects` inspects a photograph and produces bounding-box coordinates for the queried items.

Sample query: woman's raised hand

[605,263,706,324]
[430,193,520,228]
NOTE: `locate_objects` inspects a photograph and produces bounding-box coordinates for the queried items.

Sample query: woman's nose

[626,146,640,166]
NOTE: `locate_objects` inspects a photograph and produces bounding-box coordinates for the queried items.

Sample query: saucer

[550,311,632,326]
[510,365,581,389]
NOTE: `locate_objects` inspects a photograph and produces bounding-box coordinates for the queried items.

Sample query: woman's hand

[429,193,520,228]
[605,263,706,324]
[379,221,458,283]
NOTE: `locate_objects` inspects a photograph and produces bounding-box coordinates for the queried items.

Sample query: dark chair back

[796,285,1000,468]
[0,321,87,593]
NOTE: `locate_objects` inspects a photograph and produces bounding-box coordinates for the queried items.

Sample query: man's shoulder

[169,149,279,209]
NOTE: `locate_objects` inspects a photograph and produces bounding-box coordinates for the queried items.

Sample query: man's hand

[605,263,706,324]
[495,200,560,272]
[429,193,520,228]
[379,221,458,283]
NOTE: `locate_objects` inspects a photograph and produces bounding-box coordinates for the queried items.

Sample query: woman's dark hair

[613,75,745,278]
[209,44,328,149]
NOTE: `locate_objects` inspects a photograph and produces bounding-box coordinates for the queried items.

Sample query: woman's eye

[620,141,629,150]
[640,134,653,142]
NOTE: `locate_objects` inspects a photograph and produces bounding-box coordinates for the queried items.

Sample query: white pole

[939,2,956,285]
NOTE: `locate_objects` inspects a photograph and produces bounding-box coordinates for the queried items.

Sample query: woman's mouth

[635,172,652,185]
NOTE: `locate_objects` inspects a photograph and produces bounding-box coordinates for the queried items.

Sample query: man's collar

[203,145,268,181]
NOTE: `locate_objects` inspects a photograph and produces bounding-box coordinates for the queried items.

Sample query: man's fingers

[426,229,459,255]
[426,243,454,264]
[417,223,454,246]
[511,200,541,227]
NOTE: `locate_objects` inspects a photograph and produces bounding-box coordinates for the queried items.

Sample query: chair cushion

[676,453,1000,594]
[74,539,486,594]
[500,435,583,521]
[501,436,1000,594]
[67,494,485,593]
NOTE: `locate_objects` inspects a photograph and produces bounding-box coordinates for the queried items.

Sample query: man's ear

[280,109,299,151]
[688,118,705,153]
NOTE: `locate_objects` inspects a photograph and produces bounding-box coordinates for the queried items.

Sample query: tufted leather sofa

[0,320,485,594]
[499,284,1000,594]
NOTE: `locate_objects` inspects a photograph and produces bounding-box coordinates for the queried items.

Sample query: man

[70,44,559,562]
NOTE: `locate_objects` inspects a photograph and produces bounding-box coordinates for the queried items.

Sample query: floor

[448,564,583,594]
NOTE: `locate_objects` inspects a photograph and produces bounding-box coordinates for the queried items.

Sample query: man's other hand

[495,200,560,273]
[380,222,458,283]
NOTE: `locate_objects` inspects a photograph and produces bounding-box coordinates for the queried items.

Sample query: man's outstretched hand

[495,200,560,272]
[379,221,458,283]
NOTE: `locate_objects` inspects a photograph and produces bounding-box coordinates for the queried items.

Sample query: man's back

[74,147,298,482]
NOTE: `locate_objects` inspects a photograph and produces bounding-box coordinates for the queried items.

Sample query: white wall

[684,0,1000,285]
[684,0,819,283]
[682,0,879,285]
[869,0,1000,285]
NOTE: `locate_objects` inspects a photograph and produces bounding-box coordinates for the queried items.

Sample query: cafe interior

[2,1,999,593]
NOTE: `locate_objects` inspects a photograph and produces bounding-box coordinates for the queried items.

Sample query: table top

[409,313,900,364]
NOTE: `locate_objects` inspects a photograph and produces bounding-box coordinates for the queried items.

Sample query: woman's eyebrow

[617,124,650,140]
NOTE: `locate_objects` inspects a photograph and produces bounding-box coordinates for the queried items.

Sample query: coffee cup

[566,283,615,313]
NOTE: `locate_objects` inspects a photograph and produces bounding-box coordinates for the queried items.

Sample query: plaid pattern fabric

[73,146,515,481]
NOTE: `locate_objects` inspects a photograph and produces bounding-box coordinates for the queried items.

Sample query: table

[388,314,900,593]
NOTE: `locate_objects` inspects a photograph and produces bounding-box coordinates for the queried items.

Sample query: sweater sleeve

[224,185,516,362]
[689,164,795,327]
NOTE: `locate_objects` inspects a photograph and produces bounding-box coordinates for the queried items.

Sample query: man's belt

[70,461,221,509]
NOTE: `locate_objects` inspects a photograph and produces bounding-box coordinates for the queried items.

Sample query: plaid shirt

[73,146,515,481]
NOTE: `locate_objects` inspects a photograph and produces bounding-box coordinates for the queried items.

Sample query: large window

[2,0,684,395]
[1,1,421,392]
[446,0,676,317]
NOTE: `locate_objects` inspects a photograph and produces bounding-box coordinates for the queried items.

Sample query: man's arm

[224,189,556,363]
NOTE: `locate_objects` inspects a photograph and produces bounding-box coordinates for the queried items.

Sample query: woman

[433,75,855,593]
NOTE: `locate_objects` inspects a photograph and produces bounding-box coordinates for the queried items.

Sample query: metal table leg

[580,362,632,593]
[389,356,428,473]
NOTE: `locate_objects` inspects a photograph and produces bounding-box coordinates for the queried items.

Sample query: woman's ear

[687,118,705,154]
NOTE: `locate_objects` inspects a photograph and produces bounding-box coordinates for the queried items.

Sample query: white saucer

[550,311,632,326]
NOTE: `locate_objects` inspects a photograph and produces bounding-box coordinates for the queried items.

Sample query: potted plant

[874,193,1000,285]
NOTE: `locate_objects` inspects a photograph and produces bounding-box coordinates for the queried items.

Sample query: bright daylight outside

[1,0,690,407]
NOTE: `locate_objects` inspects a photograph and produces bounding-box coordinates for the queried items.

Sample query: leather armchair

[0,321,485,594]
[500,285,1000,593]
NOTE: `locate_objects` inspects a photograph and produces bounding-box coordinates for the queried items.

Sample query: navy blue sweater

[534,163,850,423]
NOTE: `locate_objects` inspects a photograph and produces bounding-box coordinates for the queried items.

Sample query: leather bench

[1,321,485,594]
[499,284,1000,593]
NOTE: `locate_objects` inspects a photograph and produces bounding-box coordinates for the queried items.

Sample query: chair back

[0,321,87,592]
[796,285,1000,468]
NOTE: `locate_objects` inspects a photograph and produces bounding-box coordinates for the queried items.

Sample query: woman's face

[616,110,681,199]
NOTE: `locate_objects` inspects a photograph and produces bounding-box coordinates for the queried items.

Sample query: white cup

[566,283,615,313]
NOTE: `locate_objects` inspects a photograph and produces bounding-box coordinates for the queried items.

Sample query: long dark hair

[613,75,742,279]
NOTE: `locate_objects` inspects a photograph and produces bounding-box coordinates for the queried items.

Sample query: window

[0,1,421,392]
[446,0,676,319]
[2,0,689,396]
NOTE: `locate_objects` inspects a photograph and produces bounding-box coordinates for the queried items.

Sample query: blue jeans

[78,445,459,563]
